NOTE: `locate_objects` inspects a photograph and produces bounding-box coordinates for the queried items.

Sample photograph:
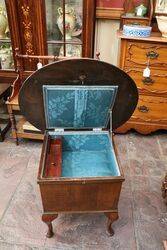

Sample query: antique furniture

[6,50,100,144]
[120,0,153,28]
[3,0,95,74]
[18,58,138,237]
[1,0,95,142]
[6,51,64,145]
[117,31,167,134]
[0,83,10,141]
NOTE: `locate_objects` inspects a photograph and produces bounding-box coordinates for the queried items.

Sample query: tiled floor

[0,131,166,250]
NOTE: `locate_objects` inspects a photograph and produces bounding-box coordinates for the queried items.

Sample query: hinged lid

[54,128,64,132]
[18,58,138,132]
[43,85,117,130]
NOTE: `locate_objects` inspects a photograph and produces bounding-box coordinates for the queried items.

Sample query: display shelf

[3,0,95,142]
[47,40,82,45]
[0,39,11,43]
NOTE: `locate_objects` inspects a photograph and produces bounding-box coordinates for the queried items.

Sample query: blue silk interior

[43,86,118,129]
[49,131,120,178]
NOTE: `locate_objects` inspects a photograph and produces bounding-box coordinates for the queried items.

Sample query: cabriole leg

[104,212,118,236]
[42,214,58,238]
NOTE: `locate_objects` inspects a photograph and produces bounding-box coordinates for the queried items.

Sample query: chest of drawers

[117,31,167,134]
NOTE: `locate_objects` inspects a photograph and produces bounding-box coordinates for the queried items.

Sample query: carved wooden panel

[5,0,95,72]
[115,120,167,135]
[15,0,47,70]
[131,95,167,124]
[125,42,167,68]
[5,0,47,71]
[124,67,167,96]
[118,36,167,134]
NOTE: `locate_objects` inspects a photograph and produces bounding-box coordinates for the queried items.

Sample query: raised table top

[117,31,167,43]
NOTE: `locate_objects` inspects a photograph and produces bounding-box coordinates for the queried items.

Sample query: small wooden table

[6,94,43,145]
[0,83,11,141]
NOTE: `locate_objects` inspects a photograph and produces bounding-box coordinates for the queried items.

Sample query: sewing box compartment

[18,59,138,238]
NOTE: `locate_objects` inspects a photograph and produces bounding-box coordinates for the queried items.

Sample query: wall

[95,19,120,66]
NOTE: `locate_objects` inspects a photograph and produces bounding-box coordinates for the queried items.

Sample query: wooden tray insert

[44,136,62,178]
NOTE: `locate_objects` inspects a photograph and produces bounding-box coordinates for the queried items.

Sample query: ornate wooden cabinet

[0,0,95,79]
[117,31,167,134]
[0,0,95,143]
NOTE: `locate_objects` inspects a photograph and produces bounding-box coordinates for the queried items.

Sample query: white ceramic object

[156,16,167,38]
[123,25,152,38]
[57,4,76,40]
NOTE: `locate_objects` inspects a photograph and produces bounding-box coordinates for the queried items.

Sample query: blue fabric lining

[50,132,120,178]
[43,85,118,129]
[74,89,88,127]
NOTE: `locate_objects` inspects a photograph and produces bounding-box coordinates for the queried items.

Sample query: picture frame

[155,0,167,14]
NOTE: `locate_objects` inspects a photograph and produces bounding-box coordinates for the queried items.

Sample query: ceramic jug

[57,4,76,40]
[0,6,9,39]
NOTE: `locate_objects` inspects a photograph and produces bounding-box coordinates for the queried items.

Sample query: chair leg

[7,104,18,145]
[0,127,3,142]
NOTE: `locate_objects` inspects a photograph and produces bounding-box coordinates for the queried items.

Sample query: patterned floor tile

[0,132,166,250]
[0,154,46,247]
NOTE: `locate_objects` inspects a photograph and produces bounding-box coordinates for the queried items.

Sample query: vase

[0,6,9,39]
[0,47,12,69]
[156,16,167,38]
[57,4,76,40]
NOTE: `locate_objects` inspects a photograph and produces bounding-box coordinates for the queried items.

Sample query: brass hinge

[54,128,64,132]
[93,128,102,132]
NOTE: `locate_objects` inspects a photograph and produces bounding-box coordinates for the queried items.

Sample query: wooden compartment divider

[44,136,62,178]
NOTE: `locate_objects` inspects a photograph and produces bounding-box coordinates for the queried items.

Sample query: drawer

[132,95,167,124]
[124,68,167,96]
[125,42,167,68]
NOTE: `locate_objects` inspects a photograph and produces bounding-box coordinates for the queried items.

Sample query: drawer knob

[142,77,155,85]
[138,105,149,113]
[146,51,159,59]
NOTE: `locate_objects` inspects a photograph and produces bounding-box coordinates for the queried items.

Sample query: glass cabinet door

[0,0,14,70]
[45,0,84,57]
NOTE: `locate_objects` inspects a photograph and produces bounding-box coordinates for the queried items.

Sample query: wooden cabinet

[124,42,167,69]
[1,0,95,143]
[1,0,95,76]
[117,31,167,134]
